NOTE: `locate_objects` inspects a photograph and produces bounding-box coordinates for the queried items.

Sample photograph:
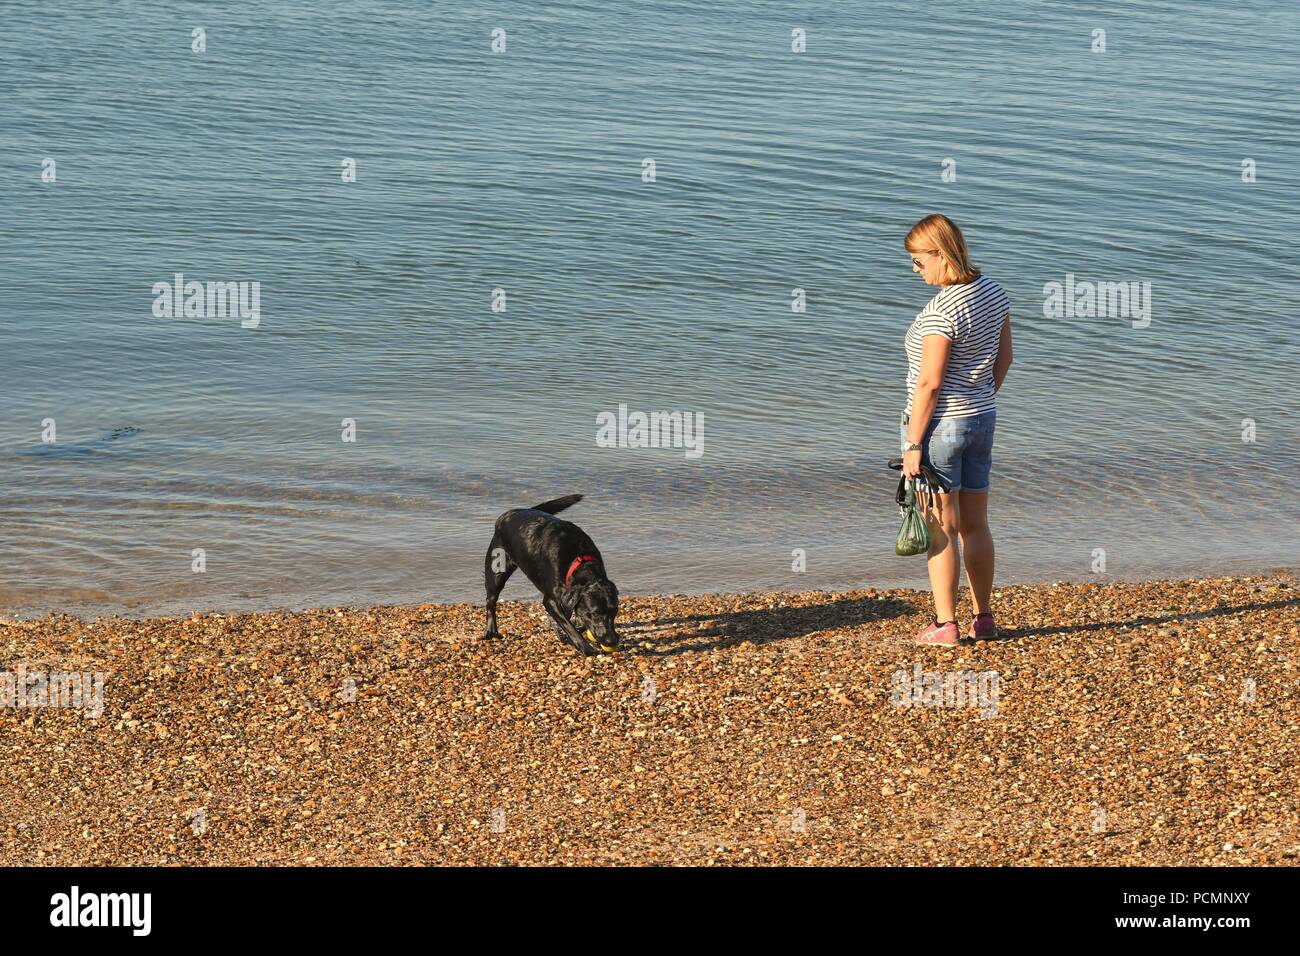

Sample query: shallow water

[2,2,1297,617]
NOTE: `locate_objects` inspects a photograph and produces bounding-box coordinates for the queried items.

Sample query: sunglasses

[910,252,939,268]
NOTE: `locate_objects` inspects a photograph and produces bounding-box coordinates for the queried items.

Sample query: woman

[901,214,1013,646]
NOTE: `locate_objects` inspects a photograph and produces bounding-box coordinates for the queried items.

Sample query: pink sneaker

[968,612,997,640]
[914,618,960,646]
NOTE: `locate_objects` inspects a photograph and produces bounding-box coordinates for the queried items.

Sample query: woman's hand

[902,447,923,479]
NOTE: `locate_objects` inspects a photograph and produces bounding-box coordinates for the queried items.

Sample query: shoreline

[1,572,1296,865]
[3,563,1295,625]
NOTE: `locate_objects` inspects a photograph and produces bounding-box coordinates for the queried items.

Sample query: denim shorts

[900,409,996,492]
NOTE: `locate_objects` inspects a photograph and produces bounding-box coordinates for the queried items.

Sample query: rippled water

[2,1,1297,617]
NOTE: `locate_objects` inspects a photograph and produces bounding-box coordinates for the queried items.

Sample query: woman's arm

[907,334,950,445]
[993,314,1013,393]
[903,334,950,478]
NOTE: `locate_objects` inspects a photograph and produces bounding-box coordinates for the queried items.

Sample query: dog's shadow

[621,594,915,657]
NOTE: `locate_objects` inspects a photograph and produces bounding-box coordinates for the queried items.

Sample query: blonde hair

[904,213,981,284]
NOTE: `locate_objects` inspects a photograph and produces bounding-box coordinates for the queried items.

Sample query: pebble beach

[1,572,1296,866]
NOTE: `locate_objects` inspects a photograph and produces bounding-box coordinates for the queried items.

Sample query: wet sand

[1,572,1296,865]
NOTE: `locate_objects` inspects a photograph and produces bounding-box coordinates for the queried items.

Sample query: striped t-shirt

[904,273,1010,419]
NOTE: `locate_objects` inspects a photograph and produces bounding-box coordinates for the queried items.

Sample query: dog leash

[887,456,951,504]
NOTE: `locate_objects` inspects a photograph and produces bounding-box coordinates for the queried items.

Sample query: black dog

[483,494,620,656]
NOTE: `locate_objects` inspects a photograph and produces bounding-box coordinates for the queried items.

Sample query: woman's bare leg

[957,489,994,615]
[925,491,961,623]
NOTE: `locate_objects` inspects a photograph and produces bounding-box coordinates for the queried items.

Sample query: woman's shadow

[980,595,1298,643]
[620,591,1298,656]
[624,593,915,657]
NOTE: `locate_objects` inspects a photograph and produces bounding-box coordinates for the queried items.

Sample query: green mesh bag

[895,477,931,556]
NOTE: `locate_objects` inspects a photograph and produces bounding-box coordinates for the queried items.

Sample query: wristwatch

[903,441,923,452]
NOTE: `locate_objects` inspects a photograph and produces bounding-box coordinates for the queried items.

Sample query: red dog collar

[564,555,597,589]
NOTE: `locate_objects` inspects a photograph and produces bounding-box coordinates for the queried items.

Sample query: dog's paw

[482,629,504,640]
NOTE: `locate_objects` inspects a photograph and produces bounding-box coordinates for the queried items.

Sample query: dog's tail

[531,493,583,515]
